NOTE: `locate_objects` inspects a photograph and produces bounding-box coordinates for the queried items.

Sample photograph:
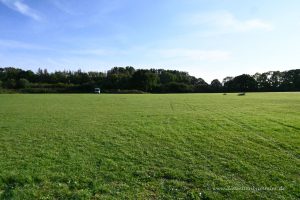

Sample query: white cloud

[0,39,47,50]
[68,48,128,57]
[69,47,231,62]
[185,11,273,32]
[0,0,41,21]
[157,48,231,61]
[51,0,76,15]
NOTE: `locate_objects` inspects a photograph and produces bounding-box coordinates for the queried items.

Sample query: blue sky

[0,0,300,82]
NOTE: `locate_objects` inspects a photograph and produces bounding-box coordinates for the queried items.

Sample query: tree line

[0,67,299,93]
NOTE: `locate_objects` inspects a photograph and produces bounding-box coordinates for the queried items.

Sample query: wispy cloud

[69,46,231,62]
[185,11,273,32]
[51,0,121,17]
[69,48,127,57]
[0,0,41,21]
[157,48,231,61]
[51,0,76,15]
[0,39,47,50]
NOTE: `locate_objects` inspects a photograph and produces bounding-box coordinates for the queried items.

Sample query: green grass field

[0,93,299,199]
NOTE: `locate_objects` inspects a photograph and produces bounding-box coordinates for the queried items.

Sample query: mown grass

[0,93,299,199]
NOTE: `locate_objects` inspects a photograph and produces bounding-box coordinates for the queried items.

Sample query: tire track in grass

[268,119,300,131]
[181,119,257,194]
[170,105,241,182]
[188,109,298,194]
[153,106,223,188]
[169,102,174,112]
[183,101,196,111]
[184,105,294,160]
[217,111,299,160]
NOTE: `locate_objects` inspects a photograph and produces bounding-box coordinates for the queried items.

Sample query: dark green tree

[17,78,30,88]
[4,79,16,89]
[253,73,271,91]
[210,79,222,92]
[160,71,176,84]
[131,70,159,92]
[163,82,193,93]
[232,74,257,92]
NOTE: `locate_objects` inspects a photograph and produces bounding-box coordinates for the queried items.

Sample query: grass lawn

[0,93,299,199]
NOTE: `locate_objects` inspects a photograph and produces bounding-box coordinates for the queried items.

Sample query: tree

[20,70,36,82]
[163,82,192,93]
[105,67,133,89]
[131,70,159,92]
[232,74,257,92]
[210,79,222,92]
[194,78,209,92]
[160,71,176,84]
[269,71,282,89]
[280,70,300,91]
[36,68,51,83]
[17,78,30,89]
[222,76,234,92]
[4,79,16,89]
[294,69,300,90]
[0,66,299,93]
[253,73,271,91]
[222,76,233,85]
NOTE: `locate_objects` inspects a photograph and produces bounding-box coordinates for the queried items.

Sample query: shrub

[4,79,16,89]
[163,82,193,93]
[17,78,30,89]
[103,89,146,94]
